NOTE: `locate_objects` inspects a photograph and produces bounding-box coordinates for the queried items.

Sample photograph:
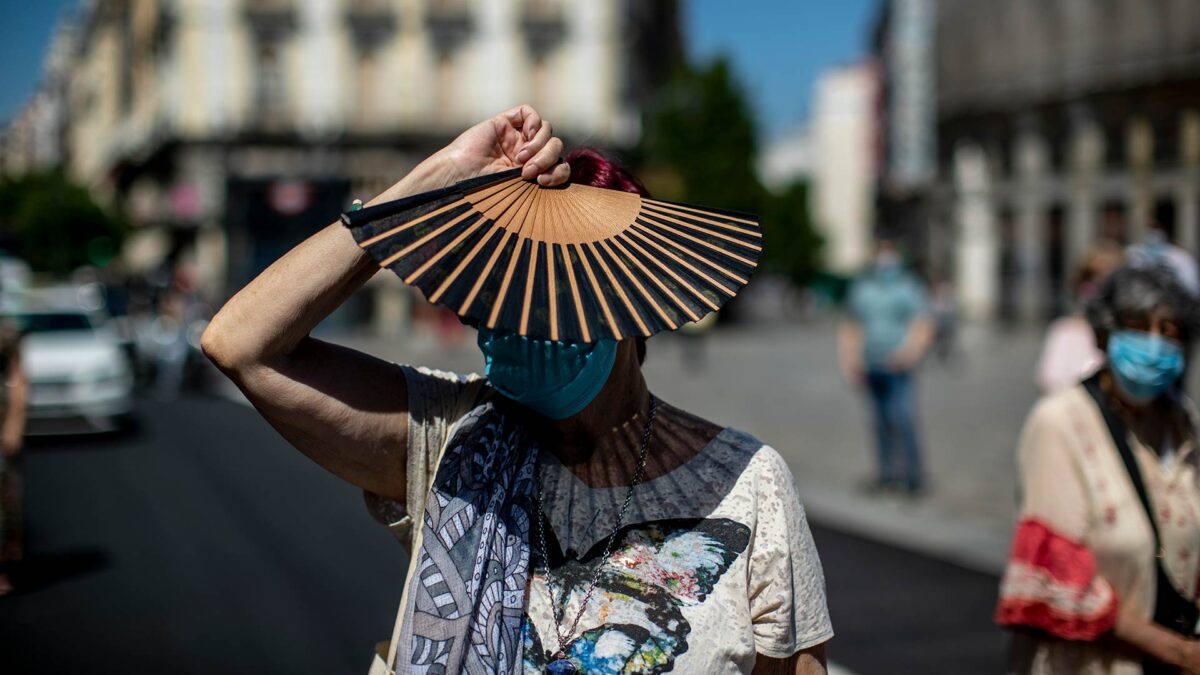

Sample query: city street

[0,395,1005,675]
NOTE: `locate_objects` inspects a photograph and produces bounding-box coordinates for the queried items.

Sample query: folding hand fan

[341,168,761,343]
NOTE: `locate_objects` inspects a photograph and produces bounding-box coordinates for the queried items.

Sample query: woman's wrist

[367,151,458,207]
[1156,629,1195,667]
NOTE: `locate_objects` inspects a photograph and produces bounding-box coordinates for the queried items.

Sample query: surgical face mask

[476,328,618,420]
[875,250,902,278]
[1107,330,1185,404]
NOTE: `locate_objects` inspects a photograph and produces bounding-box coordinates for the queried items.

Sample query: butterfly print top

[366,366,834,674]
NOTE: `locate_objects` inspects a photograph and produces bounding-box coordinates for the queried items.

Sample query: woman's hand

[1111,609,1200,671]
[373,104,570,205]
[1178,638,1200,671]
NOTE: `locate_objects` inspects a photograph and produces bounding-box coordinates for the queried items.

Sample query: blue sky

[0,0,877,140]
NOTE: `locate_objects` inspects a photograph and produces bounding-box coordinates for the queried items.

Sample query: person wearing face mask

[202,107,833,675]
[838,233,934,496]
[996,263,1200,675]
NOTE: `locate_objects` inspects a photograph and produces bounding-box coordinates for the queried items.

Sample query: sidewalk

[313,317,1046,575]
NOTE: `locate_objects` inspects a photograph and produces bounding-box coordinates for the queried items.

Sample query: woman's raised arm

[201,105,569,501]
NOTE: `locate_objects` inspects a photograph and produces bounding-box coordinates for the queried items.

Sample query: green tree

[0,171,126,276]
[760,180,824,287]
[637,56,824,286]
[638,57,765,210]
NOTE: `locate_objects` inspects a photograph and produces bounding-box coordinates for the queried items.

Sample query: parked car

[6,306,135,435]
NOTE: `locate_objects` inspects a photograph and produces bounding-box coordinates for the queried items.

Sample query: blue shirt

[847,269,929,367]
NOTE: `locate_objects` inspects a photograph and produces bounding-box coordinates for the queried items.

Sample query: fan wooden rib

[342,168,761,343]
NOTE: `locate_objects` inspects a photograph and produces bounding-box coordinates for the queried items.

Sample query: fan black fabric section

[341,167,522,233]
[341,169,762,343]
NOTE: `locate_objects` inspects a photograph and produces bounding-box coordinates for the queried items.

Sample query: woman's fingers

[537,161,571,187]
[520,122,556,176]
[503,104,541,142]
[495,105,566,186]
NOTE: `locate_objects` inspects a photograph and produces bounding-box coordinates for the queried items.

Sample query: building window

[521,0,565,112]
[255,43,287,128]
[356,50,379,128]
[521,0,566,61]
[1153,118,1179,168]
[346,1,396,130]
[435,54,455,120]
[427,0,473,56]
[246,0,296,130]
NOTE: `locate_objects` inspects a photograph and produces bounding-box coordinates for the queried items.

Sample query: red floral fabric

[996,518,1119,641]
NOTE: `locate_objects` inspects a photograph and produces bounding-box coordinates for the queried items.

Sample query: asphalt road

[0,397,1006,675]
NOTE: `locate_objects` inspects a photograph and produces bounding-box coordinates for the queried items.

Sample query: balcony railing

[346,0,397,52]
[244,0,297,43]
[520,0,566,60]
[426,0,473,57]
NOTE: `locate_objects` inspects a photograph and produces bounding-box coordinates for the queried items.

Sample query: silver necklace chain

[533,394,658,658]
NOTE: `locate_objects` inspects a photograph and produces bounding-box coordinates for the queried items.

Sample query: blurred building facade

[6,0,680,328]
[875,0,1200,320]
[0,18,78,176]
[810,63,879,276]
[758,125,812,194]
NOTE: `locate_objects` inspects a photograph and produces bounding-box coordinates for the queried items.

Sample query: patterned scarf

[393,403,537,674]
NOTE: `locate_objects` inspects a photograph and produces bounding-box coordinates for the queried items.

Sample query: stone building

[0,18,77,176]
[875,0,1200,320]
[28,0,679,325]
[810,63,879,276]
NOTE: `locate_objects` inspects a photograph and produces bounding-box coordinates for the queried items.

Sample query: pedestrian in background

[1035,243,1124,394]
[0,322,28,597]
[997,264,1200,675]
[202,106,833,674]
[929,275,959,365]
[838,232,934,496]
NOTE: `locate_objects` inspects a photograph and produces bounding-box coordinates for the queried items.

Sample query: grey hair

[1085,262,1200,347]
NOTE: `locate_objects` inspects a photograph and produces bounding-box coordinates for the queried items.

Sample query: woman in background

[0,322,28,596]
[997,264,1200,674]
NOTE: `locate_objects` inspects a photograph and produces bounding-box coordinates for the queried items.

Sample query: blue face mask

[476,328,618,420]
[874,251,903,279]
[1107,330,1185,404]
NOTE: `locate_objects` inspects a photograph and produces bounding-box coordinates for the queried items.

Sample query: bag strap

[1082,375,1163,549]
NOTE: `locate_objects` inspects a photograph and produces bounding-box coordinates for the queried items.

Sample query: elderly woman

[202,106,832,675]
[996,263,1200,674]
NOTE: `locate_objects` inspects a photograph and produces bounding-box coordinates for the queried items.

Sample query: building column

[1126,117,1155,244]
[1180,110,1200,255]
[953,142,998,320]
[195,225,227,303]
[1066,112,1103,279]
[1014,126,1048,322]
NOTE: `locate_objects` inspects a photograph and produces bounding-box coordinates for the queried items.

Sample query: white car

[11,308,135,435]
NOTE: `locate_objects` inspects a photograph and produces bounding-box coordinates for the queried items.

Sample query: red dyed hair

[564,148,650,198]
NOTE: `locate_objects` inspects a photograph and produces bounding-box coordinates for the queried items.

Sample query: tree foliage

[0,171,127,276]
[636,56,823,287]
[759,180,825,287]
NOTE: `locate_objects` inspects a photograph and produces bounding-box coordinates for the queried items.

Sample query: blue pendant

[546,652,577,675]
